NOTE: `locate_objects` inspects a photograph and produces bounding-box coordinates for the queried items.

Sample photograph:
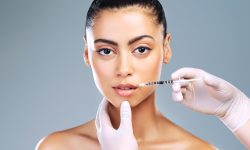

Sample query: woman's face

[85,6,171,107]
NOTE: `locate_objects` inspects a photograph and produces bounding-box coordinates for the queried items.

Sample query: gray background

[0,0,249,149]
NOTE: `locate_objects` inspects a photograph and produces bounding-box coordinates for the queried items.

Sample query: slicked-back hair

[85,0,167,38]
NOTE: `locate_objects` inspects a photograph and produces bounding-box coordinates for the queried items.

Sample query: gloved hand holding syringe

[138,67,250,133]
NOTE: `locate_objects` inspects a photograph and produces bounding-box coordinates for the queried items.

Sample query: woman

[37,0,250,149]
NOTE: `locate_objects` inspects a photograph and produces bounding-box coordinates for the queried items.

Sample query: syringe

[138,78,202,87]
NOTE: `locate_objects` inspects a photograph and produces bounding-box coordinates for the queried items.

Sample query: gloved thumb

[119,101,133,132]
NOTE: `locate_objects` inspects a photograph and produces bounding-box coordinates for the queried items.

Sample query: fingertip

[172,67,190,80]
[172,92,183,102]
[120,101,131,119]
[121,100,130,108]
[171,72,179,80]
[172,83,181,92]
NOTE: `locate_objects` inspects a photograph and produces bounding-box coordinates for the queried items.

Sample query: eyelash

[97,48,115,56]
[133,46,152,55]
[96,46,152,56]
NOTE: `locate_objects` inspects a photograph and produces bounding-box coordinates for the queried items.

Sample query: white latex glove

[171,67,250,132]
[95,99,138,150]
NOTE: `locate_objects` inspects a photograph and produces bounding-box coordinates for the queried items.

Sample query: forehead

[86,6,163,42]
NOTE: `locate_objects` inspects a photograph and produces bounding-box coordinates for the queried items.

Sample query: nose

[116,52,133,77]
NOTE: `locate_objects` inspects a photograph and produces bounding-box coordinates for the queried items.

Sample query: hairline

[85,5,165,41]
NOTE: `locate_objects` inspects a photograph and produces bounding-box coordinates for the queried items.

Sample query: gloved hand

[171,67,250,132]
[95,99,138,150]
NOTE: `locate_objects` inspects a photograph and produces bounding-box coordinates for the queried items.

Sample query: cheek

[134,51,163,81]
[93,61,113,79]
[90,55,115,94]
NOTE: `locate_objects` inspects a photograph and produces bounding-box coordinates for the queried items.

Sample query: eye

[97,48,114,56]
[133,47,151,55]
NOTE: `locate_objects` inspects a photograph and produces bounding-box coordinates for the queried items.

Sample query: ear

[83,36,91,67]
[163,33,172,64]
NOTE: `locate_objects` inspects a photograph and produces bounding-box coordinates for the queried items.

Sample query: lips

[113,84,138,97]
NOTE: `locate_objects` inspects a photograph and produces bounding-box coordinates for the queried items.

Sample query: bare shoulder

[175,126,216,149]
[36,120,100,150]
[159,117,217,150]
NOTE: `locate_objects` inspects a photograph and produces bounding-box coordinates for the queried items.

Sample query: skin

[37,6,215,150]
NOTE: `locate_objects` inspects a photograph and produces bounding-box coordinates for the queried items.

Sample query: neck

[108,93,161,142]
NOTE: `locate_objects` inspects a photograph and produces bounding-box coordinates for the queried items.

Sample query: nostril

[117,71,133,77]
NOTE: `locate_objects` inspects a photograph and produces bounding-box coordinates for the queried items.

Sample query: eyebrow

[94,39,118,46]
[94,35,154,46]
[128,35,154,45]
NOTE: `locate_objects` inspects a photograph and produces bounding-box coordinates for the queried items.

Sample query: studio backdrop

[0,0,249,149]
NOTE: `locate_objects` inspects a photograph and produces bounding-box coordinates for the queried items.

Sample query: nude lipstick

[113,84,137,97]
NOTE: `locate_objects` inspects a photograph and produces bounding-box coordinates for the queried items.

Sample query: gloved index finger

[171,67,202,80]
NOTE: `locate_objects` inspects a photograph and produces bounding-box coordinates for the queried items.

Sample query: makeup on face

[112,83,138,97]
[87,8,166,105]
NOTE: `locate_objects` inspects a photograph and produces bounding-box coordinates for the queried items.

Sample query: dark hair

[85,0,167,38]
